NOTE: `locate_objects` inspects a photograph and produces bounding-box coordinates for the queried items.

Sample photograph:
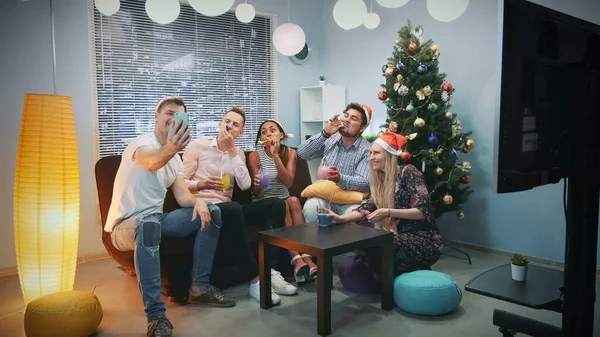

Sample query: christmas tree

[378,20,475,220]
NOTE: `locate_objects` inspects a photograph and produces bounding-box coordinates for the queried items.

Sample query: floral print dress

[356,164,443,277]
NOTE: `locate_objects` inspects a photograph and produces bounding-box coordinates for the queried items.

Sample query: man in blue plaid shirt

[297,102,372,223]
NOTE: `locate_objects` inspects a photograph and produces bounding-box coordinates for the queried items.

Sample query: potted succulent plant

[511,253,529,281]
[319,75,326,86]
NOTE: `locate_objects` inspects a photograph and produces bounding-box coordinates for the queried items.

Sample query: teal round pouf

[393,270,462,316]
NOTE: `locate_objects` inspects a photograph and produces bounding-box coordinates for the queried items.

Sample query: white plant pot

[319,80,325,86]
[511,263,528,281]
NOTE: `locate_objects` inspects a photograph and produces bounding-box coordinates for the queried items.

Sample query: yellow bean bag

[24,290,103,337]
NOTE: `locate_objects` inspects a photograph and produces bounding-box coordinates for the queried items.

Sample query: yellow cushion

[301,180,369,205]
[24,290,103,337]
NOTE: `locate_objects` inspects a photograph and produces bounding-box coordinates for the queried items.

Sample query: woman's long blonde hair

[369,143,399,234]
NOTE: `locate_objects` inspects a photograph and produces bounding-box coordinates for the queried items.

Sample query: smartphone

[175,112,189,126]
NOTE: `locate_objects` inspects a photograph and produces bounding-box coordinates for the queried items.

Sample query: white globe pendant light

[146,0,180,24]
[363,12,380,29]
[95,0,120,16]
[272,23,306,56]
[333,0,368,30]
[427,0,469,22]
[189,0,235,17]
[375,0,410,8]
[236,2,256,23]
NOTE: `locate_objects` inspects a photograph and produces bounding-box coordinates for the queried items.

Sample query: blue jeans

[111,204,221,321]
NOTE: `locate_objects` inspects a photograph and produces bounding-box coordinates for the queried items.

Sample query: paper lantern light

[235,3,256,23]
[363,12,380,29]
[146,0,180,25]
[333,0,368,30]
[94,0,120,16]
[14,94,80,305]
[189,0,235,17]
[272,23,306,56]
[427,0,470,22]
[376,0,410,8]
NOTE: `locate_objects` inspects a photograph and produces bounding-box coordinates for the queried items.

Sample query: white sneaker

[270,270,297,295]
[249,281,281,305]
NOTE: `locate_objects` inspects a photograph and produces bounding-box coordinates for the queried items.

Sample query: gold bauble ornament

[442,194,453,205]
[429,44,439,53]
[445,112,453,119]
[457,212,465,220]
[395,38,401,46]
[413,118,426,128]
[397,74,403,82]
[465,139,476,150]
[435,167,443,175]
[384,66,395,76]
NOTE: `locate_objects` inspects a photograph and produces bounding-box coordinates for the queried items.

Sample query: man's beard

[339,127,360,138]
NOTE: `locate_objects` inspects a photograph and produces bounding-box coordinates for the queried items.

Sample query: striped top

[252,146,290,201]
[297,132,370,192]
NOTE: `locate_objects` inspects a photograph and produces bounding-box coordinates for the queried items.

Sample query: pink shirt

[182,136,251,204]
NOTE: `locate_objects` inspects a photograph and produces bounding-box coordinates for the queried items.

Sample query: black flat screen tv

[492,0,600,193]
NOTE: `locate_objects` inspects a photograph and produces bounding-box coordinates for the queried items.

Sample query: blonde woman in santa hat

[248,119,319,283]
[327,130,443,278]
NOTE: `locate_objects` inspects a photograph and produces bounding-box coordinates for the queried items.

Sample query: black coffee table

[465,263,563,312]
[465,263,564,336]
[257,222,394,336]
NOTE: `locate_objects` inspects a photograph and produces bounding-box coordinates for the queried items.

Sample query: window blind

[89,0,278,158]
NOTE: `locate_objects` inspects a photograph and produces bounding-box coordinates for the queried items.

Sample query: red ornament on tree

[462,147,470,153]
[400,150,412,161]
[378,90,388,101]
[461,175,471,184]
[442,82,453,92]
[408,42,417,51]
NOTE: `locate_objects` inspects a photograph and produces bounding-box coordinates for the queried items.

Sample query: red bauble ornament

[462,147,470,153]
[461,175,471,184]
[378,90,388,101]
[442,82,453,92]
[400,150,412,161]
[408,42,417,51]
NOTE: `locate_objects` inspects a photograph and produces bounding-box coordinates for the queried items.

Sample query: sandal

[290,255,310,283]
[301,254,318,281]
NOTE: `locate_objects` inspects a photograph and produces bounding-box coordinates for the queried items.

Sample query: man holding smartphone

[106,97,234,337]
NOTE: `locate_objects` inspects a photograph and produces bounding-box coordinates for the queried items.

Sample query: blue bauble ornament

[450,149,458,157]
[417,64,428,73]
[428,135,439,146]
[382,64,388,73]
[396,62,404,71]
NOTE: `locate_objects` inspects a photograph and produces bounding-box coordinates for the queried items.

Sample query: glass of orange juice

[221,174,231,190]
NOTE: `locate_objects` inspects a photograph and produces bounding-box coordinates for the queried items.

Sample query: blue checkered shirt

[297,132,370,192]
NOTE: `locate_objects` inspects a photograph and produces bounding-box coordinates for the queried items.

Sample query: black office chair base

[499,327,516,337]
[493,309,562,337]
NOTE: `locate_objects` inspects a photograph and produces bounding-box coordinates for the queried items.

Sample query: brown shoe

[189,285,236,307]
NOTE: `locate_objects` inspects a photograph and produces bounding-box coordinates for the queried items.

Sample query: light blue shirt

[297,132,370,192]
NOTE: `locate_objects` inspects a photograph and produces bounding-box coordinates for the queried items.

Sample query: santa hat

[374,131,408,156]
[263,119,294,139]
[361,103,373,126]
